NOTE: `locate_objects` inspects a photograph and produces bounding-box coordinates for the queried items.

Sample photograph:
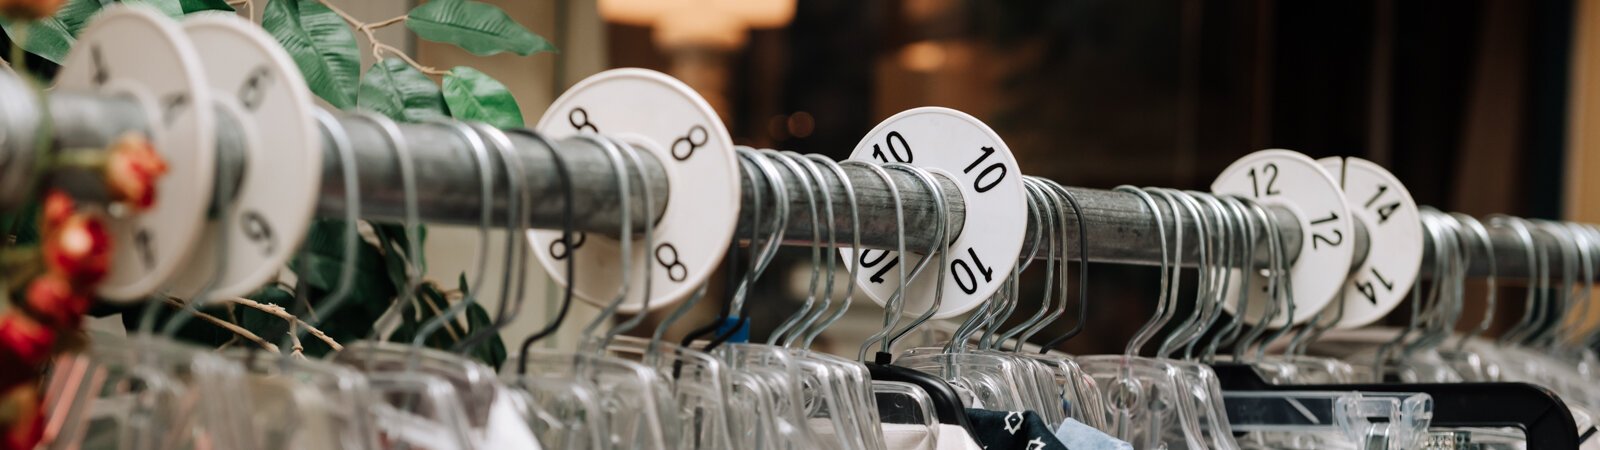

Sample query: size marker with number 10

[840,107,1028,320]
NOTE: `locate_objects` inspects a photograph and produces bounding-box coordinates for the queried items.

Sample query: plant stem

[316,0,446,76]
[162,297,280,353]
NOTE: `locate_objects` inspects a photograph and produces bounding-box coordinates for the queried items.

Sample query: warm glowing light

[787,111,815,138]
[899,40,947,73]
[599,0,796,50]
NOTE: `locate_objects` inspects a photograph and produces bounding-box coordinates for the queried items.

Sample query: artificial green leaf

[442,66,523,128]
[461,302,505,369]
[0,0,103,64]
[179,0,234,14]
[357,58,449,123]
[369,222,428,295]
[262,0,360,108]
[405,0,554,56]
[121,0,183,19]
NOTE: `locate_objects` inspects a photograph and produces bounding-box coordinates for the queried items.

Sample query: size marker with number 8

[839,107,1028,319]
[1211,149,1356,327]
[531,69,740,313]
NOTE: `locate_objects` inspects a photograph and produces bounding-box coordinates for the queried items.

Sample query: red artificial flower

[0,313,54,372]
[0,0,64,21]
[39,190,73,230]
[41,213,110,284]
[23,273,87,330]
[104,133,167,211]
[0,385,43,450]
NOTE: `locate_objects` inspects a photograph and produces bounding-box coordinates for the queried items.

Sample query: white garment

[479,388,544,450]
[880,423,982,450]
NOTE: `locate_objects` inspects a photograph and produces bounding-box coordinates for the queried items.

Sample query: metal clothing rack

[0,82,1569,280]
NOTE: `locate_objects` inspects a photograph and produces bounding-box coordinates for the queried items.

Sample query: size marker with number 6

[839,107,1028,319]
[532,69,741,313]
[1212,149,1356,327]
[163,15,322,298]
[57,7,217,302]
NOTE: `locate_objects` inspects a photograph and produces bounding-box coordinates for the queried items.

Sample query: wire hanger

[406,119,494,366]
[648,154,755,355]
[282,109,362,355]
[569,134,642,348]
[595,137,660,348]
[506,129,576,373]
[681,147,789,352]
[353,111,423,345]
[795,154,860,350]
[452,124,540,354]
[765,150,825,346]
[1037,180,1091,353]
[864,163,948,361]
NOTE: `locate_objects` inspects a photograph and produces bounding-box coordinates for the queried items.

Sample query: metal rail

[0,83,1572,280]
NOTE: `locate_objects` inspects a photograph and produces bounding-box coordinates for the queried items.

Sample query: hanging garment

[879,423,985,450]
[964,409,1069,450]
[1054,417,1133,450]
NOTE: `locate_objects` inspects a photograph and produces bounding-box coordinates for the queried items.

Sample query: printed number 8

[655,243,688,282]
[672,125,708,161]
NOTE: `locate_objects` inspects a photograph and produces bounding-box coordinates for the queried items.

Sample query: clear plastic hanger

[1199,195,1261,364]
[452,123,538,355]
[1075,185,1212,449]
[1222,390,1433,450]
[1437,212,1503,382]
[519,133,675,450]
[334,118,501,431]
[791,158,888,450]
[896,177,1059,421]
[49,97,261,450]
[1025,178,1110,431]
[1143,188,1239,450]
[222,109,380,450]
[331,111,479,450]
[498,129,608,450]
[712,149,833,449]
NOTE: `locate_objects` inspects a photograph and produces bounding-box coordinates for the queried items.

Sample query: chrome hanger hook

[1115,185,1169,357]
[798,154,862,350]
[875,163,950,358]
[766,150,826,346]
[1450,213,1497,353]
[409,119,495,355]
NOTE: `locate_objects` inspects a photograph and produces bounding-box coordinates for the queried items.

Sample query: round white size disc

[162,15,320,298]
[57,7,216,302]
[532,68,740,313]
[1212,149,1354,327]
[838,107,1027,319]
[1317,157,1422,328]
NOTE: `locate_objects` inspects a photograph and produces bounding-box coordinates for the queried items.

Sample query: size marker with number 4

[1317,156,1422,329]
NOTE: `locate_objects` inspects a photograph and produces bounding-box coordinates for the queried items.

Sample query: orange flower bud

[0,0,65,21]
[39,190,73,229]
[42,213,110,284]
[0,385,43,450]
[0,313,54,371]
[23,273,86,329]
[104,133,167,211]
